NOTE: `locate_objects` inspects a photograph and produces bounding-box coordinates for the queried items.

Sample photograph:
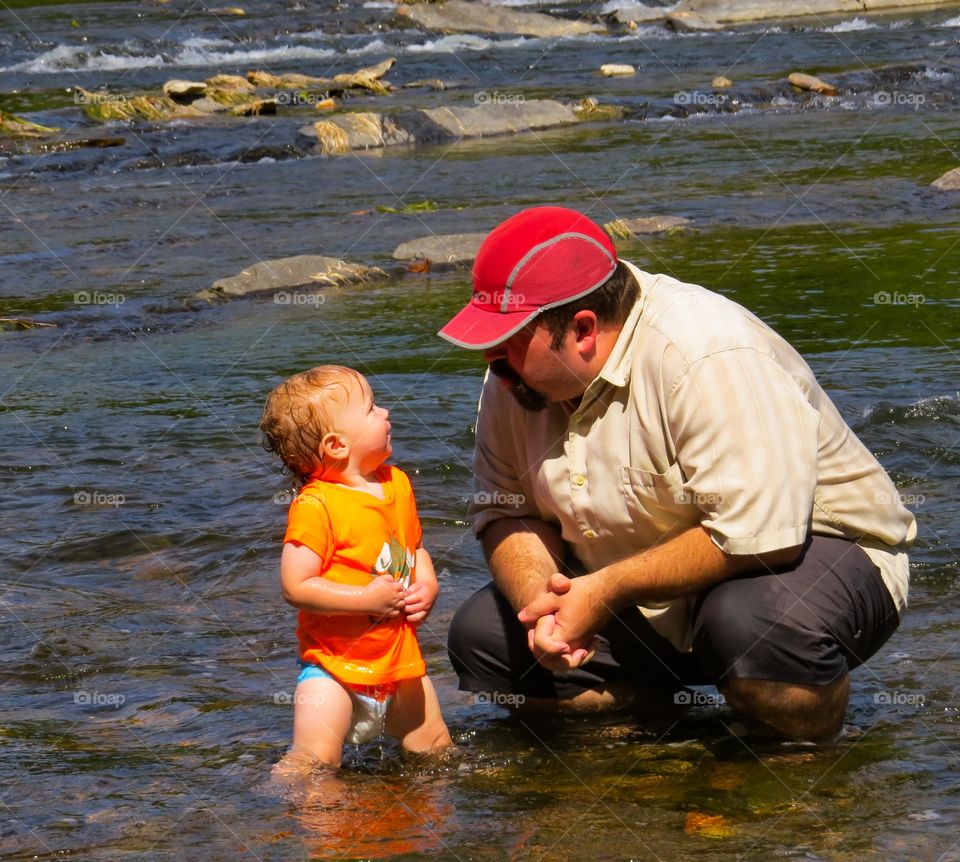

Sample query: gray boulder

[392,233,488,265]
[197,255,387,301]
[398,0,606,37]
[931,167,960,191]
[299,100,581,154]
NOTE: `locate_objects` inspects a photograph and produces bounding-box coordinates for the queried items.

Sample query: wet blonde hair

[260,365,364,484]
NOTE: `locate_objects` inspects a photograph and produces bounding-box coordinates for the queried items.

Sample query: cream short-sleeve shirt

[470,261,916,651]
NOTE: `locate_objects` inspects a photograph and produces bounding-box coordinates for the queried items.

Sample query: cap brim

[438,303,540,350]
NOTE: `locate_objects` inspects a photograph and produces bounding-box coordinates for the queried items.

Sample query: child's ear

[320,431,348,462]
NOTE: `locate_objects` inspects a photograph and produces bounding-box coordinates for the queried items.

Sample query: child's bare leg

[386,676,452,754]
[277,676,353,773]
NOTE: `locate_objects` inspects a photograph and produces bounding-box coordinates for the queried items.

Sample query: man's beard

[489,359,548,413]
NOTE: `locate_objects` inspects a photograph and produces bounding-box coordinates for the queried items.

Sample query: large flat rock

[392,233,488,264]
[398,0,605,37]
[673,0,960,22]
[197,255,387,301]
[298,100,581,154]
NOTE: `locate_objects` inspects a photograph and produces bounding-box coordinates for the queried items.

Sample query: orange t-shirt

[283,464,426,686]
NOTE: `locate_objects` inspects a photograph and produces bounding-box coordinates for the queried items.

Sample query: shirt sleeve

[667,347,820,555]
[283,491,335,568]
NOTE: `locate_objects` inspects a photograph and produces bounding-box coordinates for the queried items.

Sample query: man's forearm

[599,526,802,607]
[479,517,566,611]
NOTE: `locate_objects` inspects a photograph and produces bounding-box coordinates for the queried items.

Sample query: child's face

[333,376,392,470]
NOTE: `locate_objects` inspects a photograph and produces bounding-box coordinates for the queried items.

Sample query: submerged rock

[398,0,605,37]
[0,317,58,331]
[0,109,60,138]
[198,256,388,302]
[930,167,960,191]
[392,233,487,264]
[788,72,838,96]
[712,76,733,88]
[604,216,693,239]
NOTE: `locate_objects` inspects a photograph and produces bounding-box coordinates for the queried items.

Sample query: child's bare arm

[404,547,439,624]
[280,542,405,617]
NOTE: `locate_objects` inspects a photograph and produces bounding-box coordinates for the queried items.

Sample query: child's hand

[364,574,406,618]
[404,579,438,625]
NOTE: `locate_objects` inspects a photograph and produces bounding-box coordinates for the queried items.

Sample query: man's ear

[571,310,599,354]
[320,431,348,463]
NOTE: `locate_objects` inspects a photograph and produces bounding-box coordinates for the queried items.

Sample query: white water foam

[825,17,878,32]
[2,44,165,73]
[405,33,531,53]
[942,15,960,26]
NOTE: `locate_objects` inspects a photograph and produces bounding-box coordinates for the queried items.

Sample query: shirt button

[584,530,597,539]
[574,475,586,486]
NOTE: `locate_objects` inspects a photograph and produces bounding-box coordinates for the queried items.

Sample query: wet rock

[191,89,278,115]
[788,72,838,96]
[573,97,627,122]
[414,99,579,140]
[398,0,606,37]
[303,112,411,155]
[667,10,724,30]
[0,317,58,331]
[683,811,736,838]
[209,5,245,14]
[931,167,960,191]
[248,58,396,96]
[298,99,581,154]
[601,64,636,77]
[162,79,207,100]
[78,89,206,122]
[671,0,957,22]
[0,109,60,138]
[604,216,693,239]
[392,233,487,265]
[613,3,670,25]
[197,255,388,302]
[712,76,733,88]
[205,74,255,92]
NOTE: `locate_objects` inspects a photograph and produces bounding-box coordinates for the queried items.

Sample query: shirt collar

[589,260,647,393]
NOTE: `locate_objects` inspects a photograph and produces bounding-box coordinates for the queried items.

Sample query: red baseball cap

[438,206,617,350]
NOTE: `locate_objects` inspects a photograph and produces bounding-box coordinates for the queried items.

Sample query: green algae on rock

[0,109,60,138]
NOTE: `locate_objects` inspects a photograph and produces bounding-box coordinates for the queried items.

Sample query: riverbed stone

[392,233,487,264]
[601,64,636,77]
[670,0,959,23]
[604,216,694,240]
[398,0,606,37]
[788,72,837,96]
[163,80,207,100]
[930,167,960,191]
[298,99,581,153]
[197,255,388,302]
[0,109,60,138]
[667,10,724,30]
[613,4,671,25]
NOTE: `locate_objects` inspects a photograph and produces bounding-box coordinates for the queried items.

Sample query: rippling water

[2,0,959,859]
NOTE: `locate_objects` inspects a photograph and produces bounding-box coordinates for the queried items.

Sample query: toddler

[260,365,451,770]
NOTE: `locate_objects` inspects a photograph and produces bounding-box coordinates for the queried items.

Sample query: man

[438,206,916,741]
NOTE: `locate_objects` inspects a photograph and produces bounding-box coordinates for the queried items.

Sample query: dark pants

[447,535,900,700]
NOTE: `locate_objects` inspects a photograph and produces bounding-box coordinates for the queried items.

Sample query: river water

[2,1,960,859]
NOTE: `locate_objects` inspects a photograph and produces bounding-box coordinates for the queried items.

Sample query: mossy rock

[0,109,60,138]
